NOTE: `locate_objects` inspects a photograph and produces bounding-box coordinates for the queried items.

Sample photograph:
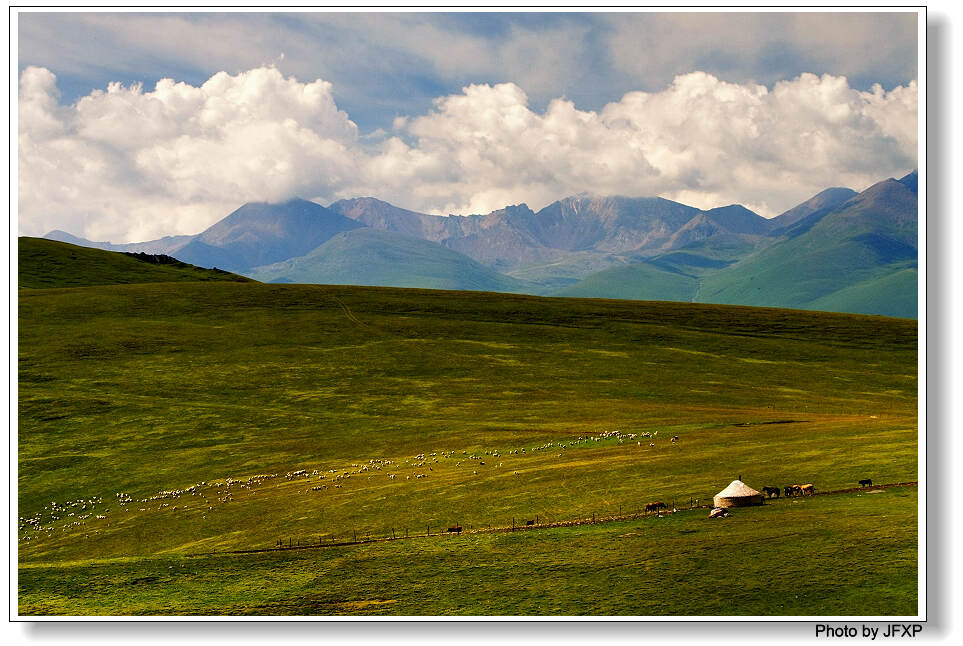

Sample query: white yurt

[712,480,765,508]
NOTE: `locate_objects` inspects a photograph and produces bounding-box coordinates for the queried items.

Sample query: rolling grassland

[18,280,918,616]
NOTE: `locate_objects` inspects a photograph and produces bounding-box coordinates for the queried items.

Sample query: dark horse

[762,486,780,498]
[644,501,667,513]
[859,479,873,487]
[784,485,795,497]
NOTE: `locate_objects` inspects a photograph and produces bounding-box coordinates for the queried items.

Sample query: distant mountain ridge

[247,228,538,293]
[42,170,918,317]
[172,199,363,271]
[694,172,918,318]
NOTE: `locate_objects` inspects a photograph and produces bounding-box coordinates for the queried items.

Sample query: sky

[16,10,920,243]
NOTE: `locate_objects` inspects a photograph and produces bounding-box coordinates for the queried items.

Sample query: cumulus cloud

[369,71,917,217]
[18,66,917,242]
[19,66,362,241]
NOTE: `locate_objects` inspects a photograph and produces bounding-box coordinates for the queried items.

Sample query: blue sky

[17,10,920,242]
[19,11,917,134]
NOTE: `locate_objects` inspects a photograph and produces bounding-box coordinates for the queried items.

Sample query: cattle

[800,483,815,496]
[446,525,462,533]
[644,501,667,513]
[762,486,780,498]
[859,478,873,487]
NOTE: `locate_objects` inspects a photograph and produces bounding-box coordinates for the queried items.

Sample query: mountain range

[42,170,918,318]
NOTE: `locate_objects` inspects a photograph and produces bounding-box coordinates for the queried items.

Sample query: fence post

[427,525,430,536]
[353,529,356,543]
[512,517,515,531]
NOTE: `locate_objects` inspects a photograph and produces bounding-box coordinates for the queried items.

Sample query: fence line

[200,481,918,557]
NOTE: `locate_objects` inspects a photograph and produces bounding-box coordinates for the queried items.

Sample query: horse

[800,483,815,496]
[525,519,535,526]
[644,501,667,513]
[859,478,873,487]
[762,486,780,498]
[446,525,462,533]
[784,486,795,498]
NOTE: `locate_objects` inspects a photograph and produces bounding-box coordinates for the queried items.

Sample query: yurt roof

[715,480,762,498]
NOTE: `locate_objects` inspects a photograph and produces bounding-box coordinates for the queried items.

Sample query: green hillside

[695,179,917,315]
[553,260,699,301]
[247,228,538,293]
[806,267,918,318]
[18,280,917,615]
[19,237,253,289]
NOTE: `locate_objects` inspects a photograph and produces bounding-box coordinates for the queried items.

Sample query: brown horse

[644,501,667,513]
[800,483,815,496]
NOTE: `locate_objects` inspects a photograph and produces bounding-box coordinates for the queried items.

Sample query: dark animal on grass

[791,484,803,497]
[762,486,780,498]
[447,525,462,533]
[525,519,535,526]
[784,486,794,498]
[859,479,873,487]
[800,483,815,496]
[645,501,667,513]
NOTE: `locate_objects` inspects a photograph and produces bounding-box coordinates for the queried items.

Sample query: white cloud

[18,65,362,241]
[18,66,917,243]
[371,72,917,217]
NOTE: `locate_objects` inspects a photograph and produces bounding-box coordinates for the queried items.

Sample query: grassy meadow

[18,264,918,615]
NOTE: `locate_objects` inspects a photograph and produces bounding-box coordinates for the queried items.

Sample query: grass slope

[19,488,917,616]
[19,237,253,289]
[18,281,918,615]
[552,261,699,301]
[247,228,538,293]
[696,179,917,315]
[806,267,918,318]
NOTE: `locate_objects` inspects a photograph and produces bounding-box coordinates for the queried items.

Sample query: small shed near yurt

[713,480,765,508]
